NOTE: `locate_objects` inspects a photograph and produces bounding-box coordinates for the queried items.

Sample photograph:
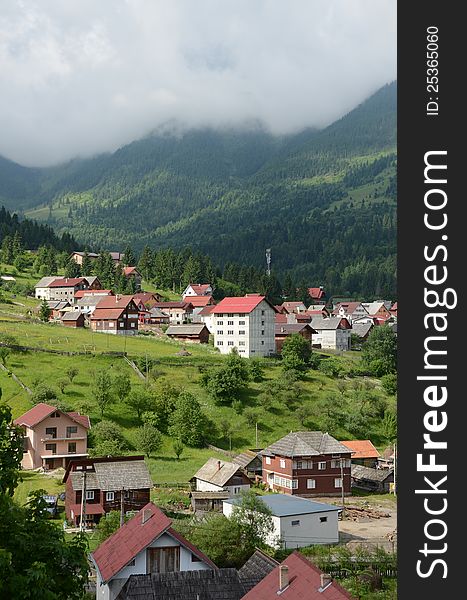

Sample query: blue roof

[224,494,341,517]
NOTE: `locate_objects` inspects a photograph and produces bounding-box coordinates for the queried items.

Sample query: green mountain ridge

[0,82,397,297]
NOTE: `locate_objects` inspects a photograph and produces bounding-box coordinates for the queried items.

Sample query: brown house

[14,403,90,470]
[152,301,194,324]
[90,295,139,334]
[341,440,380,468]
[275,323,316,353]
[262,432,352,497]
[165,324,210,344]
[63,455,152,527]
[61,311,85,328]
[123,266,142,291]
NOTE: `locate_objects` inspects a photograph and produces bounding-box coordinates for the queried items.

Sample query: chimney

[141,507,152,524]
[320,573,332,589]
[279,566,289,592]
[217,460,222,471]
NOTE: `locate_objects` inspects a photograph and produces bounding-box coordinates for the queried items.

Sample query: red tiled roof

[275,313,288,323]
[308,287,325,300]
[153,302,192,310]
[242,552,354,600]
[74,290,113,299]
[91,308,125,320]
[341,440,380,460]
[211,295,270,314]
[281,302,306,313]
[187,295,215,307]
[14,403,90,430]
[123,266,140,277]
[69,503,104,515]
[48,278,85,288]
[92,502,216,583]
[332,302,363,316]
[198,305,215,316]
[187,283,211,295]
[95,295,136,309]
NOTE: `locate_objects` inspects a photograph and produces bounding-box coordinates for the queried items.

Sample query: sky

[0,0,396,167]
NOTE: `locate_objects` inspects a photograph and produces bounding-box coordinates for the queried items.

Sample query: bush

[317,357,343,378]
[381,373,397,395]
[90,420,127,455]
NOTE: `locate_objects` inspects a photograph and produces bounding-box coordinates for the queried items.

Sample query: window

[217,341,224,346]
[66,426,77,437]
[192,554,201,562]
[261,310,265,315]
[318,462,326,470]
[234,487,241,494]
[239,341,245,346]
[344,459,351,468]
[334,478,342,488]
[228,320,234,325]
[86,490,94,500]
[68,442,76,454]
[106,491,115,501]
[45,443,56,454]
[127,559,136,567]
[320,516,328,523]
[239,330,245,335]
[45,427,57,438]
[331,460,341,469]
[228,313,234,317]
[261,341,264,345]
[217,330,224,335]
[292,480,298,489]
[307,479,316,489]
[228,341,234,346]
[291,520,300,526]
[261,330,265,335]
[227,330,234,335]
[51,412,61,418]
[280,459,286,468]
[239,313,245,317]
[296,461,302,469]
[265,456,271,465]
[239,320,245,325]
[119,322,124,327]
[131,322,135,328]
[261,321,265,326]
[217,320,224,325]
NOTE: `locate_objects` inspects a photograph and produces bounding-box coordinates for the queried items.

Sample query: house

[71,251,100,265]
[45,300,71,320]
[233,450,263,478]
[74,289,113,300]
[132,292,162,311]
[190,490,231,514]
[350,322,374,343]
[139,307,170,326]
[63,455,152,528]
[308,286,326,304]
[192,457,252,496]
[286,312,311,324]
[223,494,340,548]
[14,403,90,470]
[281,301,307,314]
[61,310,85,328]
[341,440,380,468]
[389,301,398,318]
[165,324,210,344]
[242,551,355,600]
[34,276,59,300]
[307,305,330,317]
[75,295,107,315]
[262,431,352,497]
[309,316,352,351]
[193,304,215,332]
[152,301,193,324]
[90,295,139,334]
[117,549,278,600]
[123,267,142,291]
[362,301,392,318]
[351,465,394,493]
[332,302,369,324]
[211,295,276,357]
[91,501,216,600]
[182,283,213,298]
[378,446,396,469]
[275,323,316,353]
[110,251,125,264]
[38,277,91,302]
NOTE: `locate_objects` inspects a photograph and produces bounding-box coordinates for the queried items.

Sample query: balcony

[41,433,86,442]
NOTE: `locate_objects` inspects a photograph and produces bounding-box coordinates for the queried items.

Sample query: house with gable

[91,501,216,600]
[192,457,252,496]
[90,295,139,334]
[262,431,352,497]
[341,440,381,468]
[307,286,326,304]
[122,267,142,291]
[211,294,276,357]
[309,316,351,351]
[182,283,213,298]
[14,403,90,470]
[332,302,369,324]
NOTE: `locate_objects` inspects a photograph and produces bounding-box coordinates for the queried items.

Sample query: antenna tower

[266,248,271,277]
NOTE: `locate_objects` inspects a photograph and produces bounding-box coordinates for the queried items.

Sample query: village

[0,247,398,599]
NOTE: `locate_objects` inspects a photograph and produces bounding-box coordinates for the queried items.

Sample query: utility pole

[340,458,345,520]
[393,441,397,495]
[255,422,258,448]
[120,487,125,526]
[79,470,87,531]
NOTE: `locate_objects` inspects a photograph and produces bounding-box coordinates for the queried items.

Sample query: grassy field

[14,470,65,506]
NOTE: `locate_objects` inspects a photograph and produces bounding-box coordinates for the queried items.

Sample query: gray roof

[117,569,247,600]
[61,311,83,321]
[351,464,394,483]
[275,323,316,335]
[70,460,152,492]
[233,450,261,470]
[224,494,340,517]
[238,549,278,591]
[263,431,352,458]
[166,324,208,336]
[148,307,170,318]
[351,323,373,338]
[46,300,70,310]
[35,276,57,288]
[193,457,245,487]
[75,296,103,307]
[84,276,99,285]
[309,316,348,330]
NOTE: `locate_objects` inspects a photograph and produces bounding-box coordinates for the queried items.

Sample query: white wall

[196,479,224,492]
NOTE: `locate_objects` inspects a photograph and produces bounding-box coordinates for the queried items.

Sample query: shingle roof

[75,296,103,307]
[153,301,192,309]
[91,307,125,320]
[193,457,246,487]
[310,316,351,330]
[166,324,208,336]
[351,323,373,338]
[117,568,244,600]
[341,440,380,460]
[14,403,90,430]
[48,277,86,288]
[92,502,216,584]
[242,552,355,599]
[34,276,58,288]
[70,471,100,491]
[351,465,394,483]
[238,549,279,592]
[95,295,137,309]
[225,494,340,517]
[61,311,83,321]
[187,283,212,295]
[308,287,326,300]
[233,450,261,470]
[186,295,215,307]
[93,460,153,491]
[263,432,352,458]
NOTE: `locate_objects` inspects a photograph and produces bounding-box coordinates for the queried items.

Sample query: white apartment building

[211,295,276,357]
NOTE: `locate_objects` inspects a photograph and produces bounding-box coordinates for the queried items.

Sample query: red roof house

[186,295,215,308]
[182,283,213,298]
[91,295,139,335]
[341,440,381,468]
[14,403,90,470]
[308,287,326,303]
[92,502,216,597]
[242,551,354,599]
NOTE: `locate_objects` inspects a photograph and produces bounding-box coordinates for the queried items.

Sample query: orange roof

[341,440,380,459]
[187,295,215,307]
[95,295,136,309]
[212,295,275,314]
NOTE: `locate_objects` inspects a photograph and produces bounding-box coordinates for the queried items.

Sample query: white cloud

[0,0,396,166]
